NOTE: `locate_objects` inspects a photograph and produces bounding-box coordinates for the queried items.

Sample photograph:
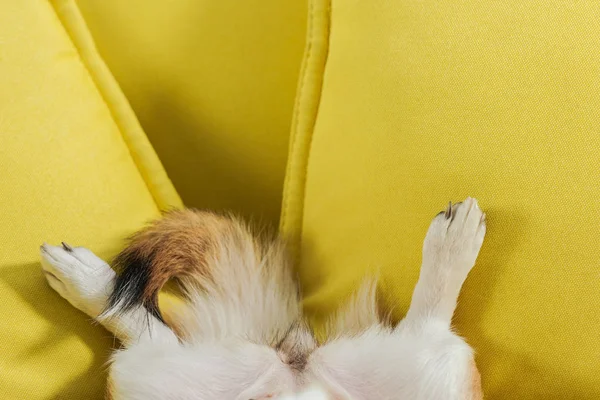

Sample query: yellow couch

[1,0,599,399]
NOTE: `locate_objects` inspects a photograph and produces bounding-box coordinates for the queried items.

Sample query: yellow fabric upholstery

[76,0,307,224]
[0,1,181,399]
[5,0,600,398]
[282,0,600,398]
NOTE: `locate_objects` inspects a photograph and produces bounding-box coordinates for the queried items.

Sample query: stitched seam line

[280,0,314,232]
[49,0,182,211]
[280,0,332,264]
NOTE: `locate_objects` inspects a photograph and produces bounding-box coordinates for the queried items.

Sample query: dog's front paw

[423,197,486,280]
[40,243,115,318]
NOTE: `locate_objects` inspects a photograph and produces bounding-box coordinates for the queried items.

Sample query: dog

[40,197,486,399]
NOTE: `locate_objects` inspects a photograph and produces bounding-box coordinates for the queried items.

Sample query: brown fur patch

[108,209,244,322]
[128,210,226,296]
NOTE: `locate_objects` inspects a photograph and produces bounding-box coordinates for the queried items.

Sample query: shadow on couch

[0,262,113,400]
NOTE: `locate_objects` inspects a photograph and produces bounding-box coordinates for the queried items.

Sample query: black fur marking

[61,242,73,252]
[444,201,453,219]
[105,249,166,324]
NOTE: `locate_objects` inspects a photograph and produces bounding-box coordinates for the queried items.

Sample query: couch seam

[280,0,331,264]
[280,0,314,231]
[49,0,182,212]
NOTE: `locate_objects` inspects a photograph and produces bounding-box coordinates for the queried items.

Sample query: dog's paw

[40,243,115,318]
[423,197,486,280]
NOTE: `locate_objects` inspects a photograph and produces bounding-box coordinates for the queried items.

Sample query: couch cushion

[282,0,600,398]
[0,1,181,398]
[77,0,307,223]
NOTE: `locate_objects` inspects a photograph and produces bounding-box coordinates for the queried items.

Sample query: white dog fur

[40,197,486,399]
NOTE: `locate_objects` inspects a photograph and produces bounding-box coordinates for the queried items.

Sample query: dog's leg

[393,197,485,399]
[308,199,486,399]
[401,197,486,328]
[40,243,177,346]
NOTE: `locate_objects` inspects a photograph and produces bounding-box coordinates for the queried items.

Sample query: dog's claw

[444,202,452,219]
[61,242,73,252]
